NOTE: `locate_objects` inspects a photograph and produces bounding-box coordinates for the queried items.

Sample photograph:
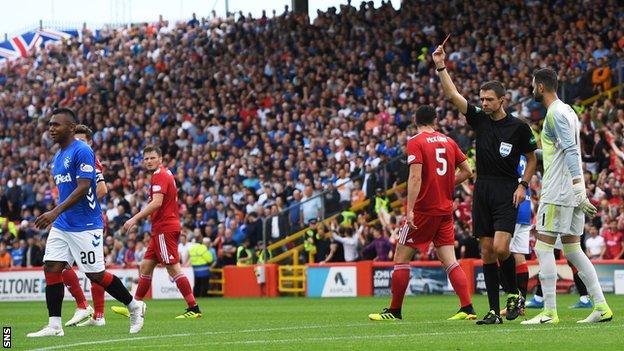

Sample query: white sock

[49,317,62,329]
[563,243,606,306]
[579,295,590,304]
[127,298,138,310]
[535,240,557,311]
[534,295,544,303]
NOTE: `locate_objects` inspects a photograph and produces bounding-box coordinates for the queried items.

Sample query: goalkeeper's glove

[572,178,597,218]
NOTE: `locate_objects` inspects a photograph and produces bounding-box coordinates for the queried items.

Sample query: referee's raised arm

[432,45,468,115]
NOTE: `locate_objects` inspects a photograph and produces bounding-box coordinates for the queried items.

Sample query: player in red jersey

[112,145,201,319]
[369,105,476,321]
[61,124,109,327]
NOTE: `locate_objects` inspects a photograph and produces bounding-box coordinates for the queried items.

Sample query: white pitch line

[29,321,423,351]
[31,322,620,351]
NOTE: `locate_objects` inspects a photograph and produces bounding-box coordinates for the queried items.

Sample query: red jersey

[406,131,467,216]
[602,230,623,259]
[149,166,181,233]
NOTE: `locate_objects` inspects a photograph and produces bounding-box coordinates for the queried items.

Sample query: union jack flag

[0,29,78,61]
[0,31,40,59]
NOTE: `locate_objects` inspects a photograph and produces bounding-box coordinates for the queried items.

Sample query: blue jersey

[516,155,532,225]
[51,140,103,231]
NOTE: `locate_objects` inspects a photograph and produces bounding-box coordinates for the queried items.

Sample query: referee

[432,44,537,324]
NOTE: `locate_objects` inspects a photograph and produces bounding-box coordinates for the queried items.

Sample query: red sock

[91,282,105,319]
[45,271,64,285]
[173,273,196,308]
[390,264,411,310]
[135,274,152,301]
[99,271,114,288]
[62,268,88,309]
[447,262,472,308]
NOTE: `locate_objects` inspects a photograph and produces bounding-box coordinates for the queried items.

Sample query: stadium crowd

[0,0,623,269]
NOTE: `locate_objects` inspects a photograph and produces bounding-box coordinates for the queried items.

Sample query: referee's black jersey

[465,103,537,180]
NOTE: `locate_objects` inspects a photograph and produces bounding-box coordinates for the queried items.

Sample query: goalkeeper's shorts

[536,203,584,236]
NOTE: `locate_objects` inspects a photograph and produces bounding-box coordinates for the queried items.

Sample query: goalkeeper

[522,68,612,325]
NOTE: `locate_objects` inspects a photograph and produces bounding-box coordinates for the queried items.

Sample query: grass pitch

[2,294,623,350]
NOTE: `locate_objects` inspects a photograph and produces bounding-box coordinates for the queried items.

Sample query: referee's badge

[499,142,513,157]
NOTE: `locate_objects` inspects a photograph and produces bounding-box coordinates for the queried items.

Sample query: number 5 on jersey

[436,148,447,175]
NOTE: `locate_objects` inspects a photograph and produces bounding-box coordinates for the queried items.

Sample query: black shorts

[473,178,518,238]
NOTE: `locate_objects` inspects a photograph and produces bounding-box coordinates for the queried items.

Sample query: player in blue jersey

[27,108,146,337]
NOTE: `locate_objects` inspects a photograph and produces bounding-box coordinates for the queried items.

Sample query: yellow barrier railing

[267,182,406,264]
[208,268,224,296]
[269,244,304,265]
[278,265,306,295]
[580,83,623,106]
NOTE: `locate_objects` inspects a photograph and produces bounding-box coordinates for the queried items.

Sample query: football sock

[45,271,64,318]
[389,264,411,311]
[98,271,133,305]
[499,254,518,294]
[534,283,543,299]
[135,274,152,301]
[91,281,106,319]
[497,266,509,293]
[446,262,472,308]
[535,240,557,310]
[483,263,500,312]
[62,268,88,309]
[49,317,62,329]
[571,266,589,297]
[173,273,196,308]
[516,262,529,297]
[563,243,606,305]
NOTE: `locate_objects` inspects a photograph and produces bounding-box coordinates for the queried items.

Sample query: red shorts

[144,231,180,265]
[398,213,454,248]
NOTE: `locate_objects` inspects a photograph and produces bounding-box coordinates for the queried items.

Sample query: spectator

[123,240,139,268]
[289,190,304,233]
[601,220,624,259]
[350,180,366,208]
[585,225,606,260]
[331,224,360,262]
[245,212,263,247]
[313,223,331,263]
[134,240,147,264]
[266,205,288,242]
[219,229,237,266]
[6,179,23,221]
[301,186,322,225]
[10,240,25,267]
[177,233,192,265]
[335,169,353,210]
[323,183,341,216]
[361,224,392,261]
[591,58,612,93]
[0,242,12,268]
[23,235,44,267]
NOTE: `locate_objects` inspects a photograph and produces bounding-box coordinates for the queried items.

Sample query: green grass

[1,294,623,350]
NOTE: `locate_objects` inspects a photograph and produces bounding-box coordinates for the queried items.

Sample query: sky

[0,0,397,39]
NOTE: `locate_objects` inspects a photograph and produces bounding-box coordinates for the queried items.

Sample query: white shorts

[536,203,584,237]
[510,223,531,254]
[44,227,105,273]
